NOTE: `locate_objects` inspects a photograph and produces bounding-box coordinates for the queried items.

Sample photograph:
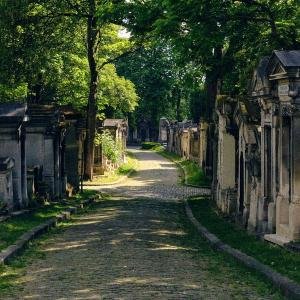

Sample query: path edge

[0,197,96,265]
[185,199,300,300]
[84,168,136,187]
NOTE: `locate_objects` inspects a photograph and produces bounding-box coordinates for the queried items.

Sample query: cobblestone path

[4,149,278,299]
[94,147,211,200]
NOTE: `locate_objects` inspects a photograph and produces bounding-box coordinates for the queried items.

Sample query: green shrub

[95,130,122,163]
[141,142,161,150]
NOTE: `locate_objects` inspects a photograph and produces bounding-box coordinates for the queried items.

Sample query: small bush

[141,142,161,150]
[95,130,122,164]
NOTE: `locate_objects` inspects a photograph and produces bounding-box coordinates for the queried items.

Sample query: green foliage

[181,160,211,187]
[0,1,139,116]
[119,0,300,119]
[95,130,122,164]
[99,64,139,113]
[117,41,204,135]
[117,152,138,176]
[141,142,161,150]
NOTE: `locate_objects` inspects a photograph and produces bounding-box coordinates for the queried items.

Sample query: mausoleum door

[264,126,272,201]
[239,153,244,214]
[278,116,291,226]
[20,131,28,206]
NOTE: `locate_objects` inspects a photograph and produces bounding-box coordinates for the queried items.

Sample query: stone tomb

[234,100,261,229]
[215,97,237,215]
[0,157,15,211]
[0,104,28,208]
[61,106,86,194]
[94,119,128,175]
[158,117,169,143]
[261,50,300,244]
[26,105,66,199]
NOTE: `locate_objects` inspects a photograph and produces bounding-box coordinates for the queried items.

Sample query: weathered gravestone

[61,106,86,194]
[94,119,128,174]
[0,103,28,208]
[26,105,66,200]
[261,50,300,244]
[0,157,14,211]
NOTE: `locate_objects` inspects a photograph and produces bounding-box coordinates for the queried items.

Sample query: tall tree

[0,0,139,179]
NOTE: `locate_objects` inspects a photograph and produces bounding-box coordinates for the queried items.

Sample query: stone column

[44,137,55,198]
[54,136,61,198]
[290,110,300,239]
[257,116,265,231]
[268,108,278,232]
[21,132,28,207]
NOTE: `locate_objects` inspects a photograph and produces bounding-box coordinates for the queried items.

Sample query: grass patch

[117,152,138,176]
[141,142,161,150]
[84,151,138,185]
[188,196,300,284]
[0,190,98,252]
[180,160,210,186]
[142,142,210,187]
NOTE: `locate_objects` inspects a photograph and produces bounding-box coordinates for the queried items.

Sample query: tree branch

[98,45,144,70]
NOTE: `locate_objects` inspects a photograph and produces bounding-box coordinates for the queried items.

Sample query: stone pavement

[3,148,278,299]
[91,147,211,200]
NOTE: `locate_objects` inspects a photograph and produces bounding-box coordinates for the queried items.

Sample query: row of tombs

[0,103,128,212]
[159,50,300,246]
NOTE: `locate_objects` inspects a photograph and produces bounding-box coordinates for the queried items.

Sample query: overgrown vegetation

[141,142,161,150]
[188,197,300,284]
[142,142,210,187]
[95,130,123,164]
[0,190,98,252]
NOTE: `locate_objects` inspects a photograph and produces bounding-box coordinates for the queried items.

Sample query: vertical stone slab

[44,138,55,197]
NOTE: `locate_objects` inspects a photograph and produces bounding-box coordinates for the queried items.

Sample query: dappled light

[1,148,279,299]
[86,148,209,201]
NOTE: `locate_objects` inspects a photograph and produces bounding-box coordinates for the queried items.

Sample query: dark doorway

[239,153,244,214]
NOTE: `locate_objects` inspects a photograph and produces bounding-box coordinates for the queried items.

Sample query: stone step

[264,234,291,246]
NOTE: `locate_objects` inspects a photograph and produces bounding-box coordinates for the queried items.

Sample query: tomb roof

[273,50,300,67]
[0,103,28,127]
[103,119,127,128]
[27,104,64,128]
[0,103,27,117]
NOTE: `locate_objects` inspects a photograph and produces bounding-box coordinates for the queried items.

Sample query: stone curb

[185,200,300,300]
[0,198,95,265]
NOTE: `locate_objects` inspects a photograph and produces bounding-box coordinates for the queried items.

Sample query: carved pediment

[251,57,271,97]
[268,50,300,80]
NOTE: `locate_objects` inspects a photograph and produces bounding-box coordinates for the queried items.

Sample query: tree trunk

[204,47,222,191]
[84,1,99,180]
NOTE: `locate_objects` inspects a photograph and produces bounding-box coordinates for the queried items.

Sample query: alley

[4,149,279,299]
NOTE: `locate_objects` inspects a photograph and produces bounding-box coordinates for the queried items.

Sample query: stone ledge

[0,198,95,265]
[264,234,291,247]
[185,199,300,300]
